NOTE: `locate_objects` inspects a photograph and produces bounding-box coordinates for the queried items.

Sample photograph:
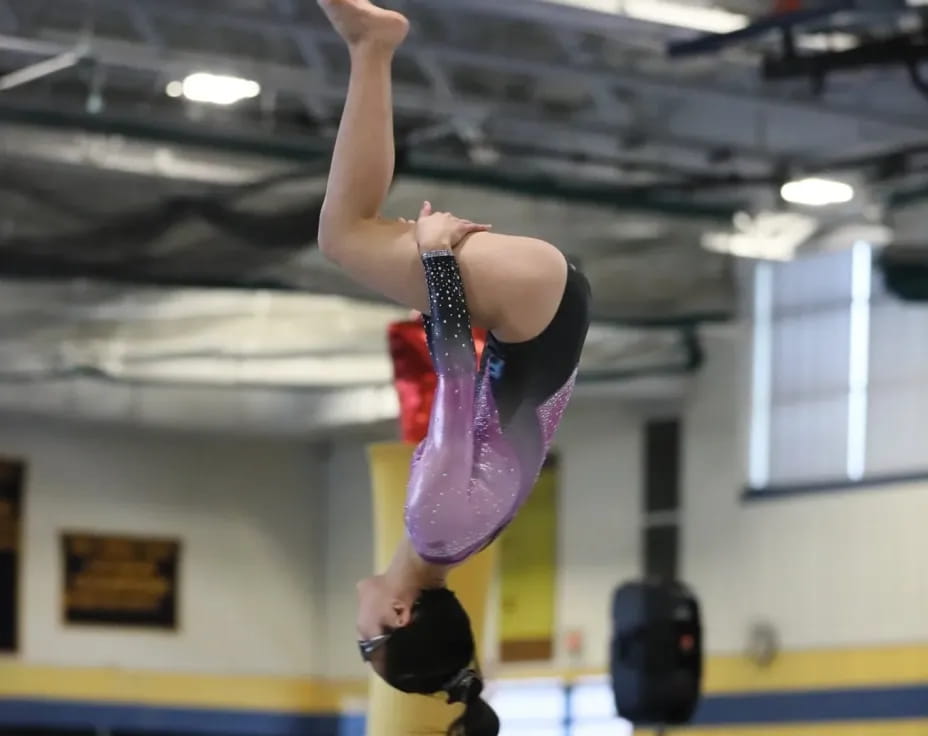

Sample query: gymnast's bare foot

[318,0,409,49]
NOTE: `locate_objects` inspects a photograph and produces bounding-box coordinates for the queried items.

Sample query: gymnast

[316,1,592,734]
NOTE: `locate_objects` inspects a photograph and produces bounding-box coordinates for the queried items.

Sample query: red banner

[774,0,801,12]
[388,318,487,443]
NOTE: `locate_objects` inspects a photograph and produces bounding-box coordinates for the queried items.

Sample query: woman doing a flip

[316,1,592,734]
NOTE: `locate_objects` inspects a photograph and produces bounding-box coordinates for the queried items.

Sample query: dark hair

[382,588,500,736]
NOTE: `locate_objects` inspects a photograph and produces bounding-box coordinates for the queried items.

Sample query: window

[750,243,928,489]
[569,677,634,736]
[491,678,566,736]
[866,266,928,476]
[489,677,632,736]
[492,678,566,720]
[642,419,681,581]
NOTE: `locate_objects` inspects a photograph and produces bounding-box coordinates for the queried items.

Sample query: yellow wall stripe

[2,642,928,713]
[498,643,928,693]
[0,663,366,713]
[641,720,928,736]
[705,644,928,693]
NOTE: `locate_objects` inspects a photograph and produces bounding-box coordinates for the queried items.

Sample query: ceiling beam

[113,0,927,136]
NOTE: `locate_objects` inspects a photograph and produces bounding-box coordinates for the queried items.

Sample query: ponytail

[378,588,499,735]
[444,669,500,736]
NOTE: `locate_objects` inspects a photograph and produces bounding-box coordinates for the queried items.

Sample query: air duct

[878,243,928,301]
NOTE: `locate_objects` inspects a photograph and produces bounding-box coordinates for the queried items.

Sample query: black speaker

[610,580,702,725]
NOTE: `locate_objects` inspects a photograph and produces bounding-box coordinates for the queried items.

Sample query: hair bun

[444,668,482,704]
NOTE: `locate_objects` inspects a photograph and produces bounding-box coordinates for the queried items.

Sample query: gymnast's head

[356,577,500,736]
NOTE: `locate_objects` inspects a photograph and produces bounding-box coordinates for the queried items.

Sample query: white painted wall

[683,327,928,654]
[1,414,325,675]
[550,396,641,669]
[319,434,377,680]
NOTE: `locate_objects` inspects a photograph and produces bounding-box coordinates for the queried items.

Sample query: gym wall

[2,327,927,736]
[676,328,928,735]
[469,324,928,736]
[685,328,928,651]
[0,395,644,736]
[0,416,326,675]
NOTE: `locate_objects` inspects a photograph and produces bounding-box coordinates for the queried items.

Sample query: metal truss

[0,0,923,180]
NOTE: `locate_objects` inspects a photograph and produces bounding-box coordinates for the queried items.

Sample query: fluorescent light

[780,177,854,207]
[623,0,748,33]
[167,73,261,106]
[797,32,858,52]
[546,0,749,33]
[749,261,773,489]
[846,241,872,482]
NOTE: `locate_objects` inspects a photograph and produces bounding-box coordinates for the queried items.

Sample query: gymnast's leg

[315,0,429,304]
[316,0,568,343]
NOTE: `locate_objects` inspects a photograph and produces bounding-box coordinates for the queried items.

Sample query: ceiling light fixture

[165,73,261,106]
[553,0,749,33]
[780,177,855,207]
[623,0,749,32]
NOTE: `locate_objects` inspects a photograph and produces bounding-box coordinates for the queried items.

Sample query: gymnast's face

[356,574,413,650]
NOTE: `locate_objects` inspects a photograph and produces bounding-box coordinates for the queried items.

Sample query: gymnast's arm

[408,249,478,488]
[403,205,499,562]
[410,202,488,467]
[406,248,542,564]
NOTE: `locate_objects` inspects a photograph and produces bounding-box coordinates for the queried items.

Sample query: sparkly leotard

[405,249,591,565]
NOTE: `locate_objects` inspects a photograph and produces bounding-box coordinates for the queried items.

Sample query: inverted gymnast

[316,1,592,734]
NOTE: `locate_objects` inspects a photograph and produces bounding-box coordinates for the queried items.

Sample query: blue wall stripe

[0,699,351,736]
[2,684,928,734]
[337,714,365,736]
[694,686,928,725]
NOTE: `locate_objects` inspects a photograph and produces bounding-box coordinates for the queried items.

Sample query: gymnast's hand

[414,201,491,253]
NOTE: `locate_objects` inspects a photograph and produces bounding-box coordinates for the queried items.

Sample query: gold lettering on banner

[62,532,179,629]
